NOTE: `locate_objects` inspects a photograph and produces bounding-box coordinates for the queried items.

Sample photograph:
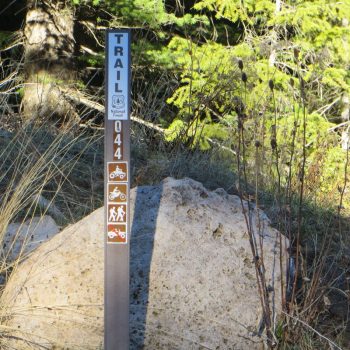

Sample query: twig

[31,194,66,223]
[0,40,24,52]
[0,71,18,88]
[80,45,101,57]
[64,88,238,154]
[79,21,104,48]
[291,79,307,308]
[304,120,350,148]
[206,137,237,155]
[315,97,340,116]
[131,114,165,133]
[78,124,104,131]
[281,311,343,350]
[328,120,350,132]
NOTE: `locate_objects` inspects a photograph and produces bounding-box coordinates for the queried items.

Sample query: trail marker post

[105,29,131,349]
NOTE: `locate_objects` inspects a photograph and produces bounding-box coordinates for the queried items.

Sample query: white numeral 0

[114,121,122,133]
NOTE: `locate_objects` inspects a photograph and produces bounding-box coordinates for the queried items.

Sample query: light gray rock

[0,209,104,350]
[0,177,287,350]
[2,215,60,262]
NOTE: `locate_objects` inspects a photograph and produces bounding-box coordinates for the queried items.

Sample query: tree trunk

[23,0,76,122]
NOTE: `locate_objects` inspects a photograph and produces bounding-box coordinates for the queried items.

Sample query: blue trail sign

[105,29,131,349]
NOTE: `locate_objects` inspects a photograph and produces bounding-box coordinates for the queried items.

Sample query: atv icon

[108,228,126,240]
[109,165,126,180]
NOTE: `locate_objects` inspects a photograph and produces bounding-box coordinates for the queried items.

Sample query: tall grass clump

[227,60,349,348]
[0,121,103,289]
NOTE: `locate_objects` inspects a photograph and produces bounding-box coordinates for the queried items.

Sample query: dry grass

[0,121,103,285]
[0,44,349,349]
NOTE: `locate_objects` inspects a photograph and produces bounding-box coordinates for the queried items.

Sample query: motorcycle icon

[109,186,126,201]
[108,228,126,240]
[109,166,126,180]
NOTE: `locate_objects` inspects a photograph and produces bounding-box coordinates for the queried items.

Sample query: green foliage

[322,67,349,92]
[191,0,350,112]
[112,1,209,71]
[165,119,186,142]
[71,0,100,6]
[108,0,175,28]
[319,147,348,194]
[132,40,178,69]
[101,0,207,30]
[194,0,275,24]
[0,31,12,48]
[78,53,104,67]
[66,0,350,212]
[16,87,24,98]
[166,37,240,111]
[45,0,350,210]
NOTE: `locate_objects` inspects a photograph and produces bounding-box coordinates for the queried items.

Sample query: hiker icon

[109,206,118,222]
[109,165,126,180]
[116,205,126,222]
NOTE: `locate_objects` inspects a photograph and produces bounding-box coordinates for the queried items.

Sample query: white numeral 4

[114,147,122,159]
[114,133,122,145]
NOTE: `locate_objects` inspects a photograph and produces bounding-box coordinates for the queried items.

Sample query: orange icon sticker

[107,162,128,182]
[108,183,127,203]
[108,204,127,223]
[107,224,127,244]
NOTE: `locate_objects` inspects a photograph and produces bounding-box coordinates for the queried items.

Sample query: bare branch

[79,21,104,48]
[282,311,342,350]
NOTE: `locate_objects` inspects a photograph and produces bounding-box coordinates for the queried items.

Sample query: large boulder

[0,208,104,350]
[0,177,287,349]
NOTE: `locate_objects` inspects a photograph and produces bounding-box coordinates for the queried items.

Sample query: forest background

[0,0,350,349]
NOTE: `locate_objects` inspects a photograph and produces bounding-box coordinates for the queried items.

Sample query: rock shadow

[130,183,163,349]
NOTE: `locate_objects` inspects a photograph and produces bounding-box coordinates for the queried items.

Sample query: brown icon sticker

[108,204,127,223]
[108,183,127,203]
[107,162,128,182]
[107,224,127,244]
